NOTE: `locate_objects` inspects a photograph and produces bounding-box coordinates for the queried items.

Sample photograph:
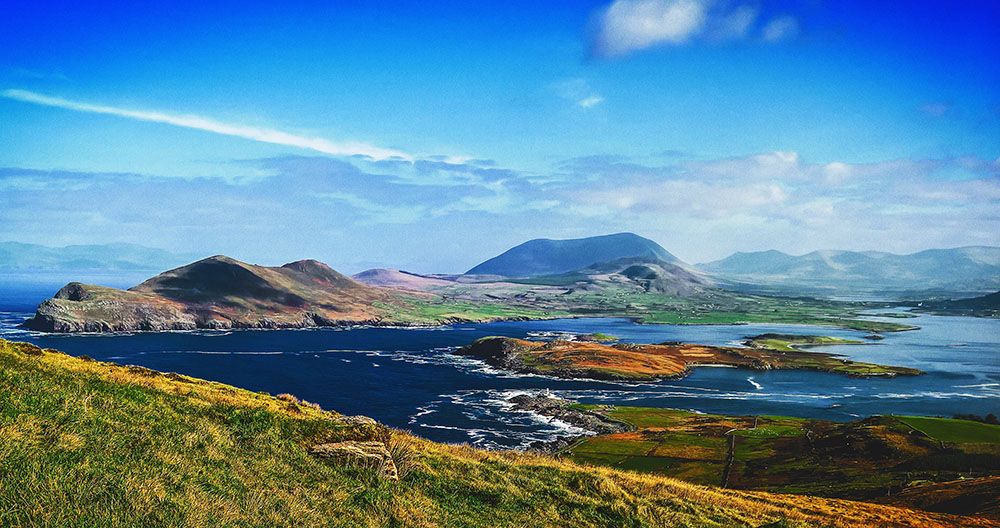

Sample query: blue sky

[1,0,998,272]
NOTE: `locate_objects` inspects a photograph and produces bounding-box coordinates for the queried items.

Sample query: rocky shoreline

[506,393,632,451]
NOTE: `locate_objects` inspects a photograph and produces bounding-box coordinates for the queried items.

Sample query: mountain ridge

[698,246,1000,295]
[23,255,394,332]
[465,232,681,277]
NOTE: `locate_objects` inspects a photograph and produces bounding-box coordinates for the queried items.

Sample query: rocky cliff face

[23,256,395,332]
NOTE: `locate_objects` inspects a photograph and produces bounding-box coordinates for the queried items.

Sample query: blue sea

[1,280,998,449]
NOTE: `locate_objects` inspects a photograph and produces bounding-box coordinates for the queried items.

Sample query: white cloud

[557,152,1000,256]
[711,5,758,41]
[311,191,426,224]
[593,0,708,58]
[2,89,411,161]
[575,179,789,218]
[552,79,605,109]
[761,16,798,43]
[578,95,606,108]
[591,0,799,57]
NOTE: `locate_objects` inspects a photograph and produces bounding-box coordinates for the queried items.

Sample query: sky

[1,0,998,273]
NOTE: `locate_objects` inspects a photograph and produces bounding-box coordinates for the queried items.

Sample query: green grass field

[411,282,920,333]
[897,416,1000,444]
[563,406,1000,503]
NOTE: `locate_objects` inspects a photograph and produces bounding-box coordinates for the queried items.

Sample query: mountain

[585,256,710,292]
[542,256,711,295]
[465,233,680,277]
[0,242,196,272]
[935,291,1000,310]
[352,268,454,291]
[0,338,980,528]
[699,246,1000,296]
[911,291,1000,317]
[23,255,395,332]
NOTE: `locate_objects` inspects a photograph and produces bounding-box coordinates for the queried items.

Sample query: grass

[745,333,863,352]
[1,338,988,528]
[389,283,921,333]
[463,336,920,381]
[897,416,1000,444]
[562,405,1000,511]
[375,296,569,324]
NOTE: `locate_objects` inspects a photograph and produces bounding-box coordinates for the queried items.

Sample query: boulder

[309,441,397,480]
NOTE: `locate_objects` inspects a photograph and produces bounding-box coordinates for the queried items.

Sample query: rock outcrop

[507,394,631,435]
[309,441,398,480]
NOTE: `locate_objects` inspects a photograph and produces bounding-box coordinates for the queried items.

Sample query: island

[457,335,921,381]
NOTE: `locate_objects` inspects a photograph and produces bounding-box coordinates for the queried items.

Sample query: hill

[352,268,455,291]
[466,233,681,277]
[22,256,395,332]
[22,256,563,333]
[911,291,1000,317]
[0,241,196,272]
[698,247,1000,296]
[0,337,988,528]
[550,401,1000,511]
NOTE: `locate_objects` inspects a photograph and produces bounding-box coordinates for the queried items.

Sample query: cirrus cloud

[2,89,411,161]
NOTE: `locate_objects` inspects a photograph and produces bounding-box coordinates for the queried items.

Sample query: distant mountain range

[465,232,680,277]
[0,242,197,272]
[698,247,1000,296]
[11,237,998,301]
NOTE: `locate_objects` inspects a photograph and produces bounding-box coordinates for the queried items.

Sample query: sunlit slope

[0,338,991,528]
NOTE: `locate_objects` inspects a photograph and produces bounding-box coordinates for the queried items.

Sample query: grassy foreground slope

[0,340,989,528]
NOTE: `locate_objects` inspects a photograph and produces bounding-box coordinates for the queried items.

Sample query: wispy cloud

[590,0,798,58]
[761,16,798,43]
[552,79,605,109]
[1,89,411,161]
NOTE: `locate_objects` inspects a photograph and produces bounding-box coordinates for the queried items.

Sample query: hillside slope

[466,233,680,277]
[23,256,395,332]
[912,291,1000,317]
[0,338,989,528]
[352,268,455,291]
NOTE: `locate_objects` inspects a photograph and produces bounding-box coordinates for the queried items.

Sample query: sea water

[1,283,997,449]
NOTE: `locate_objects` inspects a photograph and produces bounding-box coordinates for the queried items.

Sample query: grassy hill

[561,406,1000,506]
[0,338,989,527]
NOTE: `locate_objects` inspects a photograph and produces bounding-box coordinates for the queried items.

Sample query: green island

[399,289,920,332]
[744,333,864,352]
[458,334,921,382]
[2,338,981,528]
